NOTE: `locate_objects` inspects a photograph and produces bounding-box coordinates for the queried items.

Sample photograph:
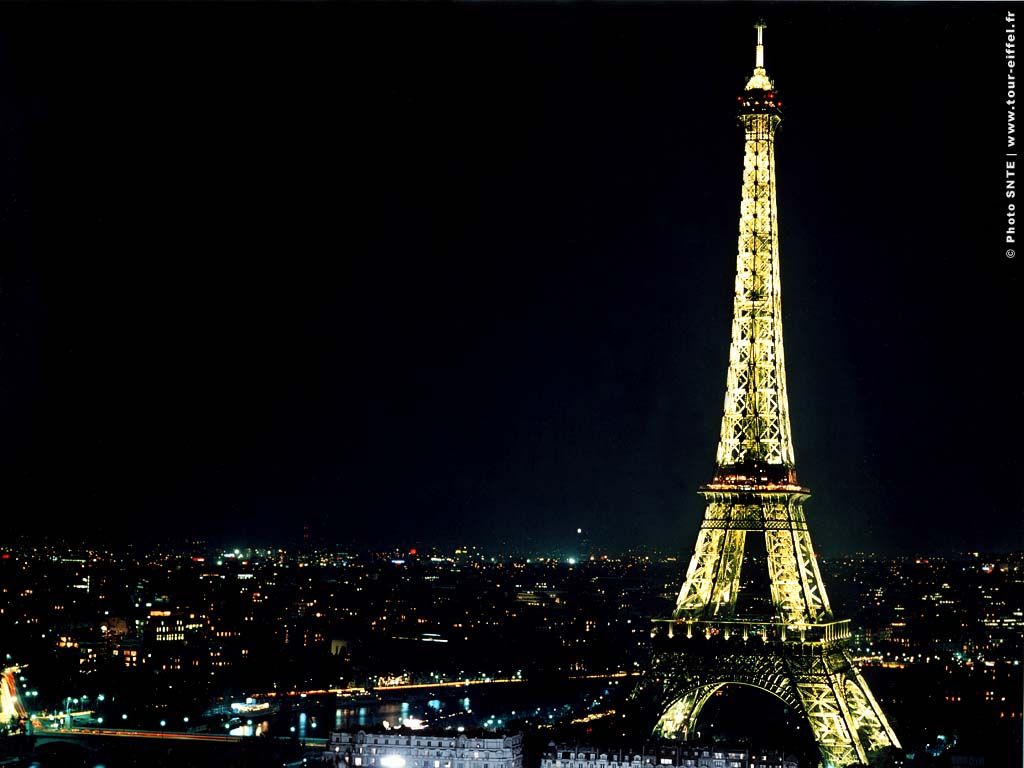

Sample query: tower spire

[755,20,765,68]
[745,21,774,91]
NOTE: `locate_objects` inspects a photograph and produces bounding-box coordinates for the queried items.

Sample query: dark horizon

[5,531,1024,561]
[0,4,1020,556]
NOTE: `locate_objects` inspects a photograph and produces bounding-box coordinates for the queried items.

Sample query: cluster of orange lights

[704,473,804,492]
[704,483,804,492]
[737,91,781,109]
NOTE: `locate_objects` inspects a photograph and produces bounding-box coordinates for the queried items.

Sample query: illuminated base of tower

[635,625,900,768]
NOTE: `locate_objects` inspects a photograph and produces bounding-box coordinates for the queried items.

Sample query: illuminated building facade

[323,730,524,768]
[635,24,901,768]
[541,744,797,768]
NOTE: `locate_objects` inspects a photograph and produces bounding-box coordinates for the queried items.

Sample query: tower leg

[792,676,865,767]
[844,667,901,751]
[790,648,900,767]
[641,643,899,768]
[653,684,721,739]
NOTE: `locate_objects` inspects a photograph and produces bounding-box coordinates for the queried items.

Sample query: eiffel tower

[634,24,901,768]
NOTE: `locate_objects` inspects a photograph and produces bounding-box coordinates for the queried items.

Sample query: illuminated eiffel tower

[635,24,901,768]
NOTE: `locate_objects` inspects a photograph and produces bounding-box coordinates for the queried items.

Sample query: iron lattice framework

[633,25,901,768]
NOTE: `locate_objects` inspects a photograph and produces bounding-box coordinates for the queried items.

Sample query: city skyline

[1,539,1021,765]
[0,4,1019,557]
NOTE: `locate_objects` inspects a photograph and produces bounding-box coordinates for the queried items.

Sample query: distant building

[323,729,524,768]
[540,743,797,768]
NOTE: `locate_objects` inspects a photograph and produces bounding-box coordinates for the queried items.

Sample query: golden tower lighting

[634,23,901,768]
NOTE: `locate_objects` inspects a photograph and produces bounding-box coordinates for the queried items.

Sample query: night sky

[0,3,1019,555]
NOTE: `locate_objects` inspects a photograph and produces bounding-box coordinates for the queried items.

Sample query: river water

[226,679,620,740]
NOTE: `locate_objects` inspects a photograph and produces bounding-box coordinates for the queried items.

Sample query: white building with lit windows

[323,729,524,768]
[540,744,797,768]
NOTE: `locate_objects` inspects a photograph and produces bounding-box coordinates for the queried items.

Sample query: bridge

[28,726,326,767]
[32,725,326,748]
[33,727,240,749]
